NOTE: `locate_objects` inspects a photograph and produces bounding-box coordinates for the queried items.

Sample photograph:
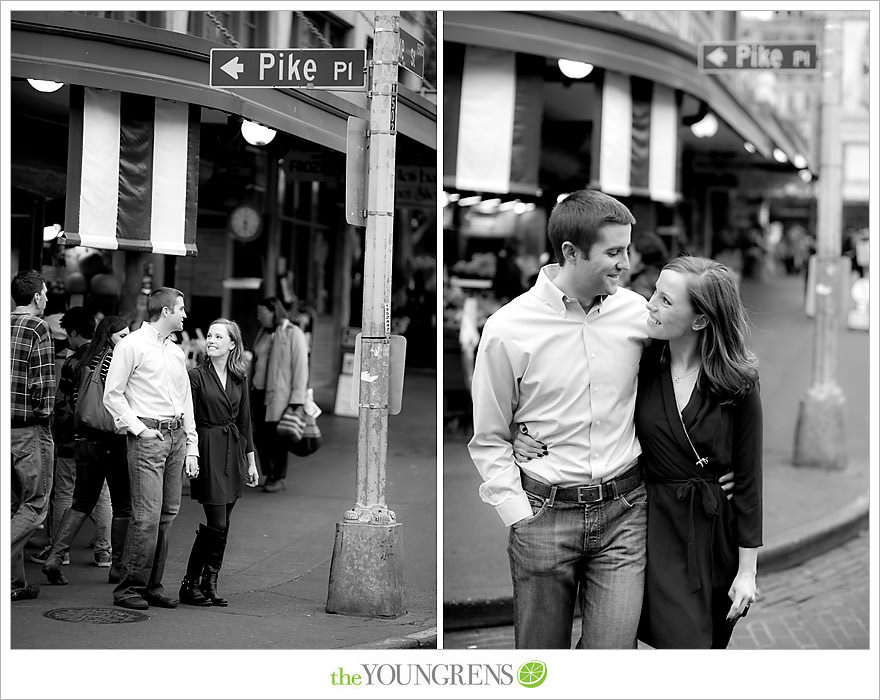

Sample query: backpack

[73,348,116,434]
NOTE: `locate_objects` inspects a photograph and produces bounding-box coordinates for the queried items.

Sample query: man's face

[571,223,632,299]
[166,296,187,332]
[35,284,48,315]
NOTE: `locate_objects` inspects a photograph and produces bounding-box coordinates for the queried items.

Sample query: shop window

[292,11,350,48]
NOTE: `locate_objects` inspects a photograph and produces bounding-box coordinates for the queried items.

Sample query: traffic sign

[699,42,818,72]
[210,48,366,89]
[398,28,425,79]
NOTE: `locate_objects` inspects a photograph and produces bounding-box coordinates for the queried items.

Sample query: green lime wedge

[517,660,547,688]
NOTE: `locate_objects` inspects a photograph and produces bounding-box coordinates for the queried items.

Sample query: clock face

[230,205,261,241]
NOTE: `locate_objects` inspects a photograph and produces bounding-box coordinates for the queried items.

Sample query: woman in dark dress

[179,318,259,607]
[512,256,762,648]
[635,256,761,648]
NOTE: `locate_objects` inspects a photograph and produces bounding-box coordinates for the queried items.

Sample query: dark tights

[202,502,235,533]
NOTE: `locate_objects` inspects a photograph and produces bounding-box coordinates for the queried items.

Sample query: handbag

[276,389,322,457]
[74,348,116,434]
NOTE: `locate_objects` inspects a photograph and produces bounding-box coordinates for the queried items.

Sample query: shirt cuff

[495,493,533,527]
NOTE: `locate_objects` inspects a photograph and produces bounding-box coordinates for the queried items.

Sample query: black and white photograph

[5,6,437,658]
[442,8,872,654]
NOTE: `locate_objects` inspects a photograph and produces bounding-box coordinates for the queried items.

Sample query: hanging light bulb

[772,147,789,163]
[241,120,276,146]
[557,59,594,80]
[792,153,808,169]
[743,141,757,154]
[27,78,64,93]
[690,112,718,138]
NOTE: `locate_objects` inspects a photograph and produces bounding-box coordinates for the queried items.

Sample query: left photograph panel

[7,9,437,649]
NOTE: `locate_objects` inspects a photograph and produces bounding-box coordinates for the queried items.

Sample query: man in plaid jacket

[10,269,55,601]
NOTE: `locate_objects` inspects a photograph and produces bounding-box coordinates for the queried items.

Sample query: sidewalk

[443,274,870,629]
[11,370,437,650]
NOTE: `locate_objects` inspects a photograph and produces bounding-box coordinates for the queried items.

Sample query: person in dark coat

[635,256,762,648]
[179,318,258,607]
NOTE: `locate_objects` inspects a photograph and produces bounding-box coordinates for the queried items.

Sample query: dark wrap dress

[188,362,255,505]
[635,341,763,649]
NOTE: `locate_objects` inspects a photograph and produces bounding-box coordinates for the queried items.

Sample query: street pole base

[793,387,847,470]
[326,520,406,618]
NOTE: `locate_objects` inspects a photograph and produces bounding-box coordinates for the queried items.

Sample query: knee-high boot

[42,509,88,585]
[179,525,213,606]
[199,525,229,606]
[108,516,129,584]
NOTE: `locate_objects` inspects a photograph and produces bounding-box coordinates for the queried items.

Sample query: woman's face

[645,269,700,341]
[110,327,130,346]
[256,305,274,329]
[206,323,234,360]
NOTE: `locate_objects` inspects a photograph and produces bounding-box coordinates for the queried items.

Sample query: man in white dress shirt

[104,287,200,610]
[468,189,651,648]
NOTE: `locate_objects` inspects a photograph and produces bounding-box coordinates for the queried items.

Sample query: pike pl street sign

[699,42,818,72]
[210,48,366,89]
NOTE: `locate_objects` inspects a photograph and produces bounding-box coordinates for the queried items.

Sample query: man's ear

[560,241,580,264]
[692,314,709,331]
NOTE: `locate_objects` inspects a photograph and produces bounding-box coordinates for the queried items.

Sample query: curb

[348,627,438,650]
[443,496,870,632]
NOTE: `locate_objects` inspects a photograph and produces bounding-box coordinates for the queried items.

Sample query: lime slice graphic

[517,660,547,688]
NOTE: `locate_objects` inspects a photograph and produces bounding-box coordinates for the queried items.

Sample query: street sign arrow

[706,46,728,68]
[221,57,244,80]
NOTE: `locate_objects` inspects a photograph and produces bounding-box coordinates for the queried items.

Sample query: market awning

[443,44,543,195]
[62,86,200,256]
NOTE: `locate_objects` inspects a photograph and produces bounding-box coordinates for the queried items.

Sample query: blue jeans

[113,427,185,602]
[508,482,648,649]
[11,425,54,589]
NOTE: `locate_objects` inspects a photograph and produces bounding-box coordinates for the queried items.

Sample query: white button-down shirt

[103,322,198,456]
[468,264,650,525]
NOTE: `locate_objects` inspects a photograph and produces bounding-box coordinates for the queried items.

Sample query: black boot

[108,516,129,584]
[42,509,88,585]
[179,526,212,606]
[199,525,229,606]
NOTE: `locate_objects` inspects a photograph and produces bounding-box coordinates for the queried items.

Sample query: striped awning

[444,45,543,195]
[63,86,200,256]
[592,71,681,204]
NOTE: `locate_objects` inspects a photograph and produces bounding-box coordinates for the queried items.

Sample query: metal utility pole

[326,11,406,617]
[793,14,847,469]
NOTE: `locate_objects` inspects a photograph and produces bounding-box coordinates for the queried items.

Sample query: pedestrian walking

[103,287,199,610]
[250,296,309,493]
[468,190,652,648]
[41,316,134,585]
[10,269,55,601]
[634,256,762,648]
[179,319,259,607]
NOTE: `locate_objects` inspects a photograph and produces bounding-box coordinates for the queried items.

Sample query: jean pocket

[513,491,550,528]
[619,482,647,510]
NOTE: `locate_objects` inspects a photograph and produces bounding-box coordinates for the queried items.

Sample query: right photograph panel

[442,9,871,651]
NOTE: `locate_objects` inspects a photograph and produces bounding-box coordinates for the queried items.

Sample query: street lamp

[27,78,64,93]
[557,59,593,80]
[241,120,276,146]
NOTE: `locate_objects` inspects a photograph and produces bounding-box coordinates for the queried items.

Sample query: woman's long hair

[79,315,129,370]
[209,318,248,381]
[663,256,759,403]
[257,296,288,329]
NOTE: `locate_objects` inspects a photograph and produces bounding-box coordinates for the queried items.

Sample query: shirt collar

[141,321,172,344]
[535,264,607,315]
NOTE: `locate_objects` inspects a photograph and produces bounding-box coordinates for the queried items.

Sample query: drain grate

[44,607,150,624]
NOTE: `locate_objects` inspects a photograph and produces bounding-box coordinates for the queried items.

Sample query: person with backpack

[41,316,133,586]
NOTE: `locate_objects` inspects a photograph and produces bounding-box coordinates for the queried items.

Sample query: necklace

[672,367,699,383]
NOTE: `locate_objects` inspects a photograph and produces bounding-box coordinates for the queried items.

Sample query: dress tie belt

[197,421,242,476]
[673,477,720,593]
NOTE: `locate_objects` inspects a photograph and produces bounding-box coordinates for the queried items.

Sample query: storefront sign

[210,48,366,89]
[395,166,436,208]
[699,42,818,72]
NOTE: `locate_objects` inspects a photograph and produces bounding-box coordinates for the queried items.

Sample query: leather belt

[521,465,644,505]
[139,415,184,431]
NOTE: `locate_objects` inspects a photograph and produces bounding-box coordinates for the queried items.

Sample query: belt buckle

[577,484,603,504]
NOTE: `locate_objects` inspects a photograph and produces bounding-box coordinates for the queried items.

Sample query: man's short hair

[11,269,45,306]
[547,189,635,265]
[147,287,184,321]
[60,306,95,339]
